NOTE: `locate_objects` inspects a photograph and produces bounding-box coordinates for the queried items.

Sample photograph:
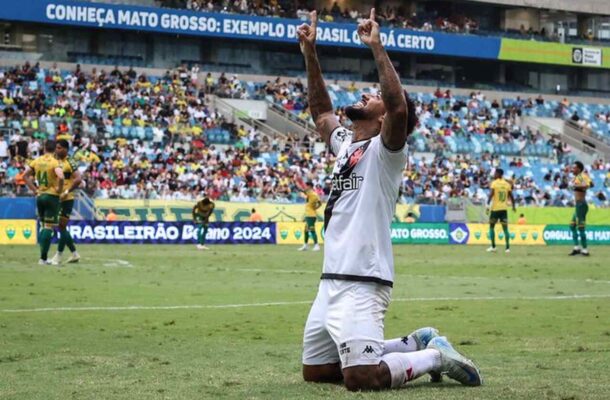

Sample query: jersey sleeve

[329,126,353,155]
[373,135,408,170]
[490,180,497,190]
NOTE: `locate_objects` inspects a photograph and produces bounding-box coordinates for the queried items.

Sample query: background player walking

[487,168,516,253]
[298,181,321,252]
[569,161,592,256]
[193,197,215,250]
[51,139,82,264]
[24,140,65,265]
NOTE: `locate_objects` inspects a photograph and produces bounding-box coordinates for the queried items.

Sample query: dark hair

[496,168,504,177]
[202,198,211,205]
[574,161,584,172]
[44,140,56,153]
[405,91,418,135]
[520,213,524,217]
[251,208,256,213]
[56,139,70,150]
[306,181,314,188]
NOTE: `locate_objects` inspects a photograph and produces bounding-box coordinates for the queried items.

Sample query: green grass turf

[0,244,609,399]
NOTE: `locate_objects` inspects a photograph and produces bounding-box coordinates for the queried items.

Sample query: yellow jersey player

[51,140,83,264]
[193,197,215,250]
[569,161,592,256]
[24,140,65,265]
[487,168,516,253]
[298,181,321,252]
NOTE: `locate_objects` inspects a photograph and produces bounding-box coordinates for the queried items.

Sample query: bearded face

[344,93,386,122]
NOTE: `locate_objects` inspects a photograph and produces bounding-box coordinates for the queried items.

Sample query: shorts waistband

[320,273,393,288]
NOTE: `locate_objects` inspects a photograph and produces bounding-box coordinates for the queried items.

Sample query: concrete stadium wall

[461,0,610,16]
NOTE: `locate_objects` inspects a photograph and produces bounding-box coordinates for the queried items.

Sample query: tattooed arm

[297,11,339,145]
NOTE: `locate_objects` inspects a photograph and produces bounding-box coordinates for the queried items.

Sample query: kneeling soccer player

[298,10,482,391]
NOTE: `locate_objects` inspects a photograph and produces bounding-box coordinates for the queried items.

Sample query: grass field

[1,244,609,399]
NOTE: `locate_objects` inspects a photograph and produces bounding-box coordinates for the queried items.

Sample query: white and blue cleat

[427,336,483,386]
[410,327,440,350]
[409,327,443,383]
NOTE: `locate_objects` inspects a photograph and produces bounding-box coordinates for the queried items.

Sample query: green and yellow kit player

[487,168,516,253]
[298,181,321,252]
[569,161,592,256]
[51,139,82,264]
[24,140,65,265]
[193,197,215,250]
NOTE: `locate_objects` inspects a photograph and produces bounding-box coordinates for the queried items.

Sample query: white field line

[99,259,133,268]
[53,262,610,286]
[233,269,610,285]
[2,294,609,314]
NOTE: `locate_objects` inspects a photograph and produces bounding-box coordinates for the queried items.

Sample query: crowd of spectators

[1,62,609,207]
[157,0,610,44]
[243,77,573,164]
[403,154,610,207]
[159,0,479,34]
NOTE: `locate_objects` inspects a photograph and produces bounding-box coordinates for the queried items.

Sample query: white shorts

[302,279,392,369]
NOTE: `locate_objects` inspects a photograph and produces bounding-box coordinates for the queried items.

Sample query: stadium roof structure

[458,0,610,15]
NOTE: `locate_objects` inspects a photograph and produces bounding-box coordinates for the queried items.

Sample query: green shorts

[194,217,208,225]
[571,201,589,226]
[305,216,317,231]
[37,194,60,226]
[60,200,74,219]
[489,210,508,224]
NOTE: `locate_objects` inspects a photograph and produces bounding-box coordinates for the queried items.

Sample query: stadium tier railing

[212,96,286,140]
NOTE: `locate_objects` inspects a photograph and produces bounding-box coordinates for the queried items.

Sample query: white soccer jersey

[322,126,407,287]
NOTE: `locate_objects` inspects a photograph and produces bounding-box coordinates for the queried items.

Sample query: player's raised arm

[358,8,408,151]
[297,11,339,145]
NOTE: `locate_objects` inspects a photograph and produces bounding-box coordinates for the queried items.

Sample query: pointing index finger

[310,10,318,30]
[370,8,375,21]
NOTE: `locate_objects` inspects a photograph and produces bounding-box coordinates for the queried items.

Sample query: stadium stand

[87,0,610,46]
[1,62,609,206]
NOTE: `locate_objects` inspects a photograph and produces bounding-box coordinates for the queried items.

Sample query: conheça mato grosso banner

[0,0,501,60]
